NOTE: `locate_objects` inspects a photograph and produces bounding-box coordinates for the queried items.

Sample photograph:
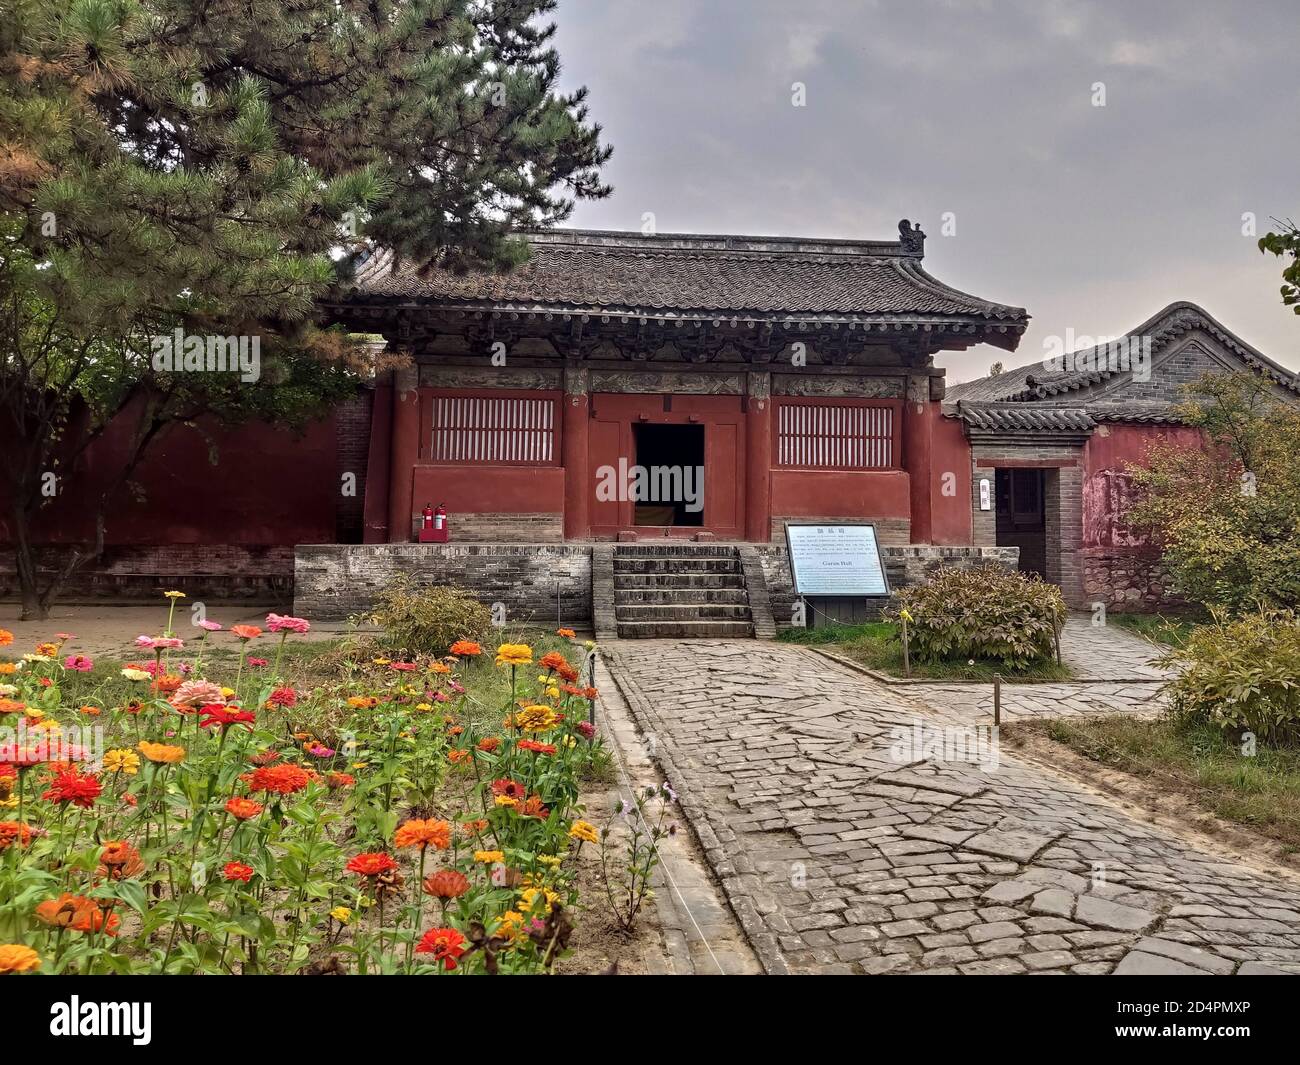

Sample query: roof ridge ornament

[898,219,926,257]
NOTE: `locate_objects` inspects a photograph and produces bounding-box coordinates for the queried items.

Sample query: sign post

[784,522,891,627]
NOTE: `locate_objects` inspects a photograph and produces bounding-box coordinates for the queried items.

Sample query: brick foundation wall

[427,513,564,543]
[294,543,591,623]
[0,545,294,602]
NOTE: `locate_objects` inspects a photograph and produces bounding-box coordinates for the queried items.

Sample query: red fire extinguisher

[421,503,434,532]
[433,503,447,532]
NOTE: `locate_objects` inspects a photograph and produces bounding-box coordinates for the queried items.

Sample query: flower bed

[0,597,611,975]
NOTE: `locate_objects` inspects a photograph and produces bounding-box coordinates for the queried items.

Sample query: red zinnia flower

[199,704,256,731]
[223,862,255,883]
[414,927,468,970]
[325,771,355,789]
[248,763,312,795]
[576,721,596,740]
[518,740,557,755]
[267,686,297,708]
[346,851,398,878]
[42,768,101,808]
[490,778,525,801]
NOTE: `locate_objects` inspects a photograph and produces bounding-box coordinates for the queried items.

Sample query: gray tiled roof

[947,301,1299,403]
[956,402,1096,433]
[340,227,1028,330]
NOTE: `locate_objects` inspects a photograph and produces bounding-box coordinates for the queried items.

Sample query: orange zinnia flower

[138,740,186,764]
[248,763,312,795]
[448,641,481,657]
[422,869,470,899]
[0,944,40,973]
[230,624,262,641]
[394,818,451,851]
[96,841,145,880]
[539,651,570,673]
[428,662,452,675]
[34,894,120,936]
[556,628,576,639]
[0,821,33,850]
[0,628,13,647]
[476,737,501,753]
[346,851,398,877]
[225,797,263,820]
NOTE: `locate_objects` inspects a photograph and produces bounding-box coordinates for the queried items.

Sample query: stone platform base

[293,542,1020,629]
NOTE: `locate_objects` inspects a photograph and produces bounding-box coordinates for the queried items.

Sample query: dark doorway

[995,468,1046,577]
[631,423,705,526]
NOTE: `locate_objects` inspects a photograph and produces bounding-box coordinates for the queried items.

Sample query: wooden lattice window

[427,391,559,465]
[774,398,900,469]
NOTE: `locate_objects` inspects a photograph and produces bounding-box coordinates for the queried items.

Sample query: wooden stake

[993,673,1002,726]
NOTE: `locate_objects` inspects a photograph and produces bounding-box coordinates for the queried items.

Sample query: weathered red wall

[0,402,340,547]
[1082,423,1202,549]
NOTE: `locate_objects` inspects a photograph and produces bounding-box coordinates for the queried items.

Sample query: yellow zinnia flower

[0,944,41,973]
[474,850,505,864]
[163,590,186,599]
[568,820,599,845]
[329,906,353,925]
[104,749,141,776]
[494,643,533,667]
[138,740,186,764]
[121,667,150,682]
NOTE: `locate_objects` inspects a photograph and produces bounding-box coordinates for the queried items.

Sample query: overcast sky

[553,0,1299,383]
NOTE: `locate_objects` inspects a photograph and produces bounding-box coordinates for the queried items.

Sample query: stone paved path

[605,640,1300,975]
[1058,615,1173,682]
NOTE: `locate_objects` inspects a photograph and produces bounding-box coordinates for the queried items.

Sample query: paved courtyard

[605,639,1300,975]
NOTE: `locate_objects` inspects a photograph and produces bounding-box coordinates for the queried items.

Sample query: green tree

[1128,372,1300,613]
[0,0,610,618]
[1259,218,1300,316]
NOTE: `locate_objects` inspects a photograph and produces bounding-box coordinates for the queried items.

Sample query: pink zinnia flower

[266,613,310,635]
[63,654,94,672]
[247,657,268,668]
[197,621,223,632]
[306,743,335,758]
[172,679,225,709]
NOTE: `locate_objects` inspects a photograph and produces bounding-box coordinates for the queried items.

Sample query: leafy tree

[0,0,610,618]
[1259,218,1300,316]
[1128,372,1300,613]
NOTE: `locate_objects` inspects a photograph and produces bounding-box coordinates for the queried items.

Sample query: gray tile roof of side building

[947,301,1299,404]
[335,222,1029,346]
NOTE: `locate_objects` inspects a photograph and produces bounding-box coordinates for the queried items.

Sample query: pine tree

[0,0,611,617]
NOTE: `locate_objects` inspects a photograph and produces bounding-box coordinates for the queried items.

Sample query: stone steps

[614,619,757,639]
[614,573,746,590]
[612,544,756,638]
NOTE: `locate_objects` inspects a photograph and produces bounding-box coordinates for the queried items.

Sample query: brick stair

[612,544,757,638]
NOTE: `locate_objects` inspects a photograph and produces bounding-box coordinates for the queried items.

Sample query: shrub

[368,576,493,656]
[889,566,1065,668]
[1160,610,1300,744]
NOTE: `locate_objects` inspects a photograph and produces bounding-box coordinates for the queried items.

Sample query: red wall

[409,464,565,516]
[1082,423,1203,549]
[770,469,911,517]
[0,402,340,547]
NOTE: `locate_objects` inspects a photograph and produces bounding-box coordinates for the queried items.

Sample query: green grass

[1024,715,1300,851]
[1110,611,1203,647]
[777,621,1072,682]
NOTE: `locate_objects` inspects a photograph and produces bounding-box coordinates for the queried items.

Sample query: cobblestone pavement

[899,679,1166,724]
[1058,615,1173,682]
[605,640,1300,975]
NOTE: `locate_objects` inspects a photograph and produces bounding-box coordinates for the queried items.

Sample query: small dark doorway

[996,468,1046,577]
[632,423,705,526]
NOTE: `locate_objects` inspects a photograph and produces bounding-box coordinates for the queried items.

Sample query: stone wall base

[1083,550,1187,612]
